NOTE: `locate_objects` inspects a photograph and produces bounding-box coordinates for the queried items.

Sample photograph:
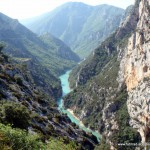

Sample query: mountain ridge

[0,12,80,99]
[21,3,124,58]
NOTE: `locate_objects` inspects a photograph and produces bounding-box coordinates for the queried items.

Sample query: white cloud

[0,0,135,19]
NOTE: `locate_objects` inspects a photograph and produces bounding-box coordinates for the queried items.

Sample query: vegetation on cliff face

[0,46,97,150]
[0,12,80,99]
[69,31,131,89]
[110,87,141,150]
[0,123,80,150]
[118,0,150,145]
[64,0,144,148]
[64,54,120,129]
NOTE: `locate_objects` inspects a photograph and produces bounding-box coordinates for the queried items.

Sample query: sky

[0,0,135,20]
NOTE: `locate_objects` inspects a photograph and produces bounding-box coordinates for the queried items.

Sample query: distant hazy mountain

[21,2,124,58]
[0,12,79,98]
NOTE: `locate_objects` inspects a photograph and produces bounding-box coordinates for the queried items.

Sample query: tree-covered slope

[21,2,124,58]
[73,4,124,58]
[39,33,80,75]
[0,12,80,98]
[0,46,97,150]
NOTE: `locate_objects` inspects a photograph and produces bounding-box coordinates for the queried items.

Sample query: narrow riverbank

[67,109,84,126]
[57,70,101,142]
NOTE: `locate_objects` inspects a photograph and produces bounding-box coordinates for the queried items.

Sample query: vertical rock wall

[119,0,150,143]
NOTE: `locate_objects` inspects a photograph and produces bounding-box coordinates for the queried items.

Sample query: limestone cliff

[64,0,150,149]
[118,0,150,143]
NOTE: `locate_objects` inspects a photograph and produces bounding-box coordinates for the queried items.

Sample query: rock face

[118,0,150,143]
[0,48,97,150]
[64,0,150,149]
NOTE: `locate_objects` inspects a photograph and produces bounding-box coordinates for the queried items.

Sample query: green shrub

[0,123,45,150]
[111,88,141,150]
[0,123,80,150]
[95,137,110,150]
[14,75,23,86]
[46,138,80,150]
[0,101,31,129]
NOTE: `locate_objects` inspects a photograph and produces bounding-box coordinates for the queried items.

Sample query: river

[57,70,101,142]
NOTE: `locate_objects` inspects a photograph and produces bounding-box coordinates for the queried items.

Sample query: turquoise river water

[57,70,101,142]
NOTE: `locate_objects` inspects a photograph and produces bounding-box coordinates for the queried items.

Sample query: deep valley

[0,0,149,150]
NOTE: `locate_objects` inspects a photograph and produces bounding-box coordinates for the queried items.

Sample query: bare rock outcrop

[118,0,150,143]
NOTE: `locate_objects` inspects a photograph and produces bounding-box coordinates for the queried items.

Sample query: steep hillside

[0,46,97,150]
[40,33,79,62]
[21,3,124,58]
[73,4,124,58]
[64,0,149,149]
[0,12,80,98]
